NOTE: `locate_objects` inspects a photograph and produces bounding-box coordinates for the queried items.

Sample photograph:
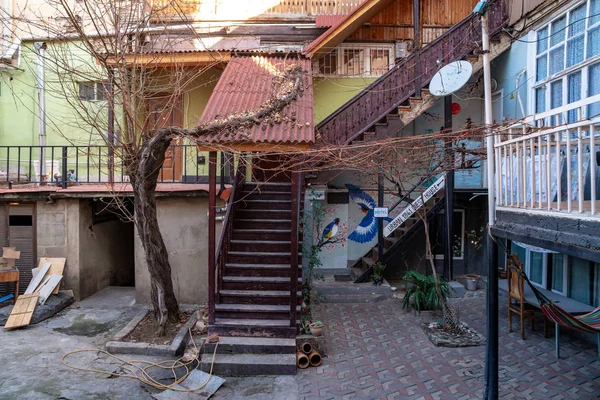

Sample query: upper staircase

[309,0,508,184]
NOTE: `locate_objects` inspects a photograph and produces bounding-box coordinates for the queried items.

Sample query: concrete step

[204,336,296,355]
[200,353,296,376]
[224,263,301,277]
[319,293,391,303]
[215,303,301,320]
[221,276,302,291]
[228,251,302,265]
[209,318,297,338]
[219,289,302,305]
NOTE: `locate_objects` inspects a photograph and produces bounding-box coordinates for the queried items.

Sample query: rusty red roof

[315,14,347,28]
[197,55,314,145]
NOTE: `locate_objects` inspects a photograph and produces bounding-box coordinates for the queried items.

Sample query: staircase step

[225,263,301,277]
[228,251,302,265]
[244,181,292,191]
[230,240,301,253]
[215,303,301,319]
[219,289,302,305]
[204,336,296,355]
[222,276,302,290]
[233,229,293,241]
[243,200,292,210]
[234,219,292,230]
[236,209,292,220]
[361,256,376,269]
[200,353,296,376]
[242,191,292,201]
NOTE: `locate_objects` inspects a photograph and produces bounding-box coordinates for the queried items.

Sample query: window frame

[313,43,395,78]
[530,0,600,119]
[78,80,109,102]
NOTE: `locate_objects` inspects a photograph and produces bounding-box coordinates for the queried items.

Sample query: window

[78,81,108,101]
[314,44,394,77]
[550,253,567,295]
[532,0,600,119]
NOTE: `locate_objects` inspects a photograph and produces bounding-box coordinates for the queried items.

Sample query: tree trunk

[128,132,179,335]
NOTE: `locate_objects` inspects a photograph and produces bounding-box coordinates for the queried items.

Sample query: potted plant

[402,270,450,313]
[371,261,386,286]
[309,320,323,336]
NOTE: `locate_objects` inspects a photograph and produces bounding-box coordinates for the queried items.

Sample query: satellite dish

[429,60,473,97]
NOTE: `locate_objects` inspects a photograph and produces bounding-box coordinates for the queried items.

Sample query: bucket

[464,275,479,291]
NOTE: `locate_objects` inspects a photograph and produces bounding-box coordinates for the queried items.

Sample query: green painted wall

[312,77,376,124]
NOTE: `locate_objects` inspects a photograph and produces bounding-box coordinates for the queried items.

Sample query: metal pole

[107,69,115,187]
[378,170,384,262]
[481,8,499,400]
[444,95,454,281]
[34,42,47,185]
[208,151,217,325]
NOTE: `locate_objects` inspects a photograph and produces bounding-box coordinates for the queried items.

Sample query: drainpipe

[34,42,47,184]
[1,0,9,57]
[477,2,499,399]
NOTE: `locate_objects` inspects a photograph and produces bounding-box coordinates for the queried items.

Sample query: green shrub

[402,270,450,312]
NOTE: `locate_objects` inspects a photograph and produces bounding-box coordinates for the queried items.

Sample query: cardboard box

[2,247,20,260]
[0,257,15,270]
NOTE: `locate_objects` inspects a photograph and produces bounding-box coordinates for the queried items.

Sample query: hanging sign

[374,207,389,218]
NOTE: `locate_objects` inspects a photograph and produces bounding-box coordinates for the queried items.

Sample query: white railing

[495,95,600,216]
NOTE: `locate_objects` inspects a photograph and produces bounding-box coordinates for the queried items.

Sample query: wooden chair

[507,255,548,340]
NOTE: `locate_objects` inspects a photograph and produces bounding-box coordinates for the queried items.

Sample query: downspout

[34,42,47,184]
[515,69,526,119]
[1,0,9,57]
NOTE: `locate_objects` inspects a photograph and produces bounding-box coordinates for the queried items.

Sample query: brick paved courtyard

[297,294,600,400]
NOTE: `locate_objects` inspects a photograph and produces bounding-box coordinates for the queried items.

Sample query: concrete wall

[36,199,81,298]
[78,201,135,299]
[135,196,221,305]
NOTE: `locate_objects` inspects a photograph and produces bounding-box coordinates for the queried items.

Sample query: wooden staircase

[210,181,302,339]
[308,0,509,185]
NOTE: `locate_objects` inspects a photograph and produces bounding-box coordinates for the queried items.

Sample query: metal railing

[495,95,600,217]
[0,145,228,188]
[316,0,507,145]
[147,0,362,19]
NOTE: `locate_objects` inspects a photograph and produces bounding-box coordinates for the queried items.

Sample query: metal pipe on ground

[308,351,322,367]
[296,352,309,369]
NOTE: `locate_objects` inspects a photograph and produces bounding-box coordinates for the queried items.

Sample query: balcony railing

[147,0,363,20]
[495,94,600,217]
[0,145,229,188]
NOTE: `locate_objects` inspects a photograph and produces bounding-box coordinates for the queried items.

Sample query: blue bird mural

[345,184,391,243]
[322,218,340,240]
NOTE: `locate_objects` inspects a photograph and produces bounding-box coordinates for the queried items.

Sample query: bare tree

[2,0,307,334]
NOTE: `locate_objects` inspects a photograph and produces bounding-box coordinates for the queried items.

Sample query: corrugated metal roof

[197,55,314,145]
[315,14,347,28]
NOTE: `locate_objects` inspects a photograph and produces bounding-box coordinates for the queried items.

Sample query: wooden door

[147,95,184,182]
[252,154,292,182]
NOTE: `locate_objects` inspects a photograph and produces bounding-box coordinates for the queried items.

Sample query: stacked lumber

[4,257,66,330]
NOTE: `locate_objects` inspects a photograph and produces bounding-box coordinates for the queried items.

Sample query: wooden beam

[195,142,311,152]
[208,151,217,325]
[104,52,231,67]
[307,0,396,60]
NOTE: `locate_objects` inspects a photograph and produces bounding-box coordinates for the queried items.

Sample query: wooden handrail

[316,0,508,146]
[289,170,301,328]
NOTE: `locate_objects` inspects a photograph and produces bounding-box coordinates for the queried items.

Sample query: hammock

[517,263,600,334]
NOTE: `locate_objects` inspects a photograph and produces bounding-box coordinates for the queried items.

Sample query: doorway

[146,95,184,182]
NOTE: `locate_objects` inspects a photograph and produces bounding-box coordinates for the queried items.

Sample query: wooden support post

[208,151,217,325]
[444,95,454,281]
[290,170,300,328]
[413,0,421,96]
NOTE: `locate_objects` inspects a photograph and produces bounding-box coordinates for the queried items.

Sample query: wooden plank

[5,293,38,329]
[38,258,66,294]
[37,275,62,306]
[23,262,51,295]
